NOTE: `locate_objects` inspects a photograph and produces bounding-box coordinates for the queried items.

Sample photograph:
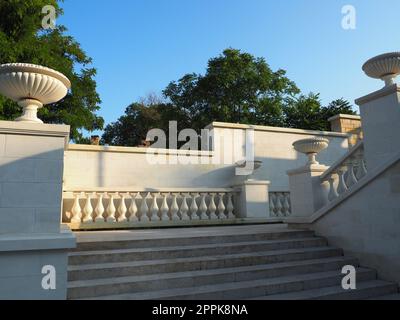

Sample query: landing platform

[73,223,291,244]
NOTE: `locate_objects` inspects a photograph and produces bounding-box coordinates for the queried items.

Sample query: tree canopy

[0,0,104,141]
[103,49,356,147]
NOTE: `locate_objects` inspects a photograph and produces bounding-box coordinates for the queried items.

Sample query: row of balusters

[68,192,236,223]
[322,150,367,202]
[269,192,291,217]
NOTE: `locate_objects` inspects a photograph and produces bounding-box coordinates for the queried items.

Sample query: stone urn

[293,137,329,165]
[235,160,263,180]
[362,52,400,87]
[0,63,71,123]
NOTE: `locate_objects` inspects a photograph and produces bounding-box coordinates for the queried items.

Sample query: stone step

[368,292,400,300]
[250,280,398,300]
[74,225,314,251]
[76,268,376,300]
[67,256,358,299]
[69,237,327,265]
[68,246,343,281]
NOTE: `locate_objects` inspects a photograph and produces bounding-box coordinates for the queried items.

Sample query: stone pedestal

[287,164,328,218]
[0,121,76,299]
[356,84,400,169]
[235,180,271,218]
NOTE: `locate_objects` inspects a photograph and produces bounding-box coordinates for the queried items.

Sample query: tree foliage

[0,0,104,141]
[103,49,356,147]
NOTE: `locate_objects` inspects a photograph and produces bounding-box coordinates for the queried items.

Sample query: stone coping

[0,120,70,149]
[327,114,361,122]
[63,187,236,195]
[67,143,214,157]
[205,122,350,138]
[355,84,400,105]
[0,225,76,252]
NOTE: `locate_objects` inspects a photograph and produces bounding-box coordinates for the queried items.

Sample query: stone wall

[328,114,362,146]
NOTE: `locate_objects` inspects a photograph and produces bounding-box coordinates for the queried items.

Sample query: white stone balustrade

[269,192,291,217]
[63,188,237,227]
[319,142,367,204]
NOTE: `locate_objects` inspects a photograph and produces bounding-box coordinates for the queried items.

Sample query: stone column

[235,180,271,219]
[287,164,328,218]
[355,84,400,169]
[0,121,76,299]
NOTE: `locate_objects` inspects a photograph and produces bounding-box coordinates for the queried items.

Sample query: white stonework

[0,121,75,299]
[0,63,71,123]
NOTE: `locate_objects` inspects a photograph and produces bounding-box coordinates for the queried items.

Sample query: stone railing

[62,188,238,228]
[269,192,291,217]
[319,141,367,203]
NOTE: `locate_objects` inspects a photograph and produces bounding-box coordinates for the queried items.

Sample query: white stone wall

[311,158,400,284]
[63,122,349,192]
[0,121,75,299]
[208,123,349,191]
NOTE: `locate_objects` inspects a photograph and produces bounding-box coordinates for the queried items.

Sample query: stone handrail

[269,192,291,217]
[62,187,238,225]
[319,141,367,203]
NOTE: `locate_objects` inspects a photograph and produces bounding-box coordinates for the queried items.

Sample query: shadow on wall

[0,149,64,234]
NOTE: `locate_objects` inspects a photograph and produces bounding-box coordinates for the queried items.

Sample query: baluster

[128,193,139,222]
[328,174,339,202]
[160,193,170,221]
[269,193,276,217]
[217,193,226,219]
[180,193,190,220]
[199,193,208,220]
[282,193,291,217]
[71,193,82,223]
[117,193,128,222]
[355,150,367,180]
[140,192,150,222]
[337,167,348,195]
[106,193,116,222]
[208,193,218,220]
[345,160,358,188]
[286,193,292,215]
[82,193,94,223]
[358,159,367,179]
[190,193,199,220]
[276,193,283,216]
[94,193,105,222]
[170,193,180,221]
[150,193,160,222]
[226,193,235,219]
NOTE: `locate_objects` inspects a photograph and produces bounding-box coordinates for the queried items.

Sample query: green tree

[0,0,104,141]
[163,48,299,131]
[285,95,356,131]
[103,49,356,146]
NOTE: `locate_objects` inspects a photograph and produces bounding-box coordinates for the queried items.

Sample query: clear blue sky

[58,0,400,135]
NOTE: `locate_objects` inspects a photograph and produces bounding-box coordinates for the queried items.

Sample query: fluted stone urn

[362,52,400,87]
[293,137,329,165]
[235,160,263,180]
[0,63,71,123]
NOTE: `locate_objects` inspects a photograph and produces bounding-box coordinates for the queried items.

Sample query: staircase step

[368,292,400,300]
[77,268,376,300]
[69,237,327,265]
[68,256,358,298]
[250,280,398,300]
[74,225,315,251]
[68,246,343,281]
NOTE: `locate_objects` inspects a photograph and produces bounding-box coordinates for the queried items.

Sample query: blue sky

[58,0,400,135]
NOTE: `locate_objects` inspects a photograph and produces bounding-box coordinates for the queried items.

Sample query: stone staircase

[67,224,398,300]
